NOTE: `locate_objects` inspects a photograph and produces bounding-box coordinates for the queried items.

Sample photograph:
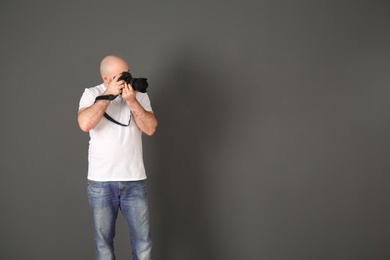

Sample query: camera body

[118,71,148,93]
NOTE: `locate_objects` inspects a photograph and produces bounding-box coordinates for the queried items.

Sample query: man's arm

[122,83,157,136]
[78,74,126,132]
[78,100,110,132]
[127,99,157,136]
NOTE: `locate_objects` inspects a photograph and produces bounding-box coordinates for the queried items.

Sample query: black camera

[117,71,148,93]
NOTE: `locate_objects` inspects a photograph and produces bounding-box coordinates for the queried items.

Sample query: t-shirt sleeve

[79,88,96,111]
[137,93,153,112]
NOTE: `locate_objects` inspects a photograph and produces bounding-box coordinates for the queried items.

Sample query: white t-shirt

[79,83,153,181]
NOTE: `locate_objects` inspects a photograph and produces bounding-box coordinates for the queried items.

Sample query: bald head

[100,55,129,82]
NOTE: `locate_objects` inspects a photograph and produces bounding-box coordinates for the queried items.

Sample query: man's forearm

[78,100,110,132]
[127,100,158,136]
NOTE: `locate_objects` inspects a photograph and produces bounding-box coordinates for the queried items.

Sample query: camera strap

[94,95,131,127]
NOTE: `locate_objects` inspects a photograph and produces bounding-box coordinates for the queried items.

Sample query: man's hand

[122,83,137,103]
[104,75,125,96]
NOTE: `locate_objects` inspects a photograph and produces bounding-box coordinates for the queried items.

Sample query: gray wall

[1,1,390,259]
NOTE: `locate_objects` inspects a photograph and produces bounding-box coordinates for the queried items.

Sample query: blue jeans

[88,180,153,260]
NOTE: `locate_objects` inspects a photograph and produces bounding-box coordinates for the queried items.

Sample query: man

[78,55,157,260]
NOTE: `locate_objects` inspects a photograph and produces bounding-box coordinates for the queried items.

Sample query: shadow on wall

[149,46,228,260]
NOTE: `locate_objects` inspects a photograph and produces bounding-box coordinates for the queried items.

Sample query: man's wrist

[126,98,139,107]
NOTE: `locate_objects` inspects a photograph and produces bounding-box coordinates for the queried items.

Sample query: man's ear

[102,73,110,84]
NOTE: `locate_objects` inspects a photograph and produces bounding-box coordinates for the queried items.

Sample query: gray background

[1,0,390,259]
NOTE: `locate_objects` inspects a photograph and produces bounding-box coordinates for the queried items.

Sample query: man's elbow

[78,121,90,132]
[144,120,157,136]
[78,115,91,132]
[79,124,90,132]
[144,126,157,136]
